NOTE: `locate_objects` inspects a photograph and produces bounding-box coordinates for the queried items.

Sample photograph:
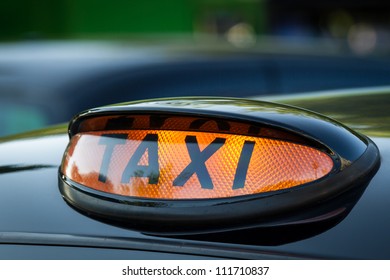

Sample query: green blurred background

[2,0,390,55]
[0,0,265,40]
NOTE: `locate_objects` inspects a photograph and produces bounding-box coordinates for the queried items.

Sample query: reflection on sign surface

[62,130,334,199]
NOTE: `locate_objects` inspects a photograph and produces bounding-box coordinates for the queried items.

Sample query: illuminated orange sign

[62,129,334,199]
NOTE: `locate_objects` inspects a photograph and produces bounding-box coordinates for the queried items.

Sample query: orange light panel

[62,130,334,199]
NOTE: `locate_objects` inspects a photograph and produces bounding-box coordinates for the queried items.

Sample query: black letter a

[121,134,159,184]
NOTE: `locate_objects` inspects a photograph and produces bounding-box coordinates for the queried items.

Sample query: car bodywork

[0,87,389,259]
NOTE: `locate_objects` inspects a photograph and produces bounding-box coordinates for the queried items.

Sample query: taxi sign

[62,128,333,199]
[59,97,379,234]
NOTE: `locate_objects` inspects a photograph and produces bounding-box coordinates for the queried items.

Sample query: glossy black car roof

[0,88,388,259]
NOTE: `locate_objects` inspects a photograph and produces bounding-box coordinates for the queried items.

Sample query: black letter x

[173,136,225,189]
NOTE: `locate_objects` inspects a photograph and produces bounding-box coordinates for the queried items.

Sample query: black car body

[0,87,388,259]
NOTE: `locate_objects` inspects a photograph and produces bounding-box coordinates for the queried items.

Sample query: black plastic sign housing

[59,97,380,235]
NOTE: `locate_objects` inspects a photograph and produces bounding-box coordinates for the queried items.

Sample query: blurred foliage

[67,0,194,35]
[0,0,67,40]
[0,0,265,40]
